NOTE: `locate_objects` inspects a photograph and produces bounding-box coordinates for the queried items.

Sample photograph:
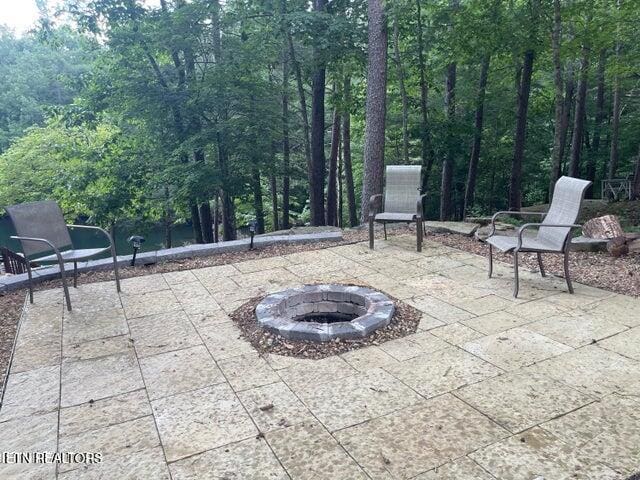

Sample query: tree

[360,0,388,223]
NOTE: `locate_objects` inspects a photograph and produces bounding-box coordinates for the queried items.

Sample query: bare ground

[2,226,639,392]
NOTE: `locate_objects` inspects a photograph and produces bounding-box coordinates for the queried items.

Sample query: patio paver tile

[59,389,151,437]
[462,327,572,371]
[218,352,280,392]
[0,364,59,422]
[296,367,423,432]
[197,321,255,361]
[61,350,144,407]
[384,346,502,399]
[378,331,450,361]
[277,355,357,391]
[169,437,289,480]
[0,411,58,479]
[406,295,475,324]
[430,323,484,346]
[340,345,400,372]
[62,334,133,363]
[455,368,594,433]
[541,393,640,475]
[266,420,368,480]
[598,325,640,360]
[335,394,508,480]
[121,289,182,319]
[470,426,620,480]
[237,381,314,433]
[413,456,496,479]
[128,310,201,358]
[526,312,628,348]
[151,383,257,462]
[529,345,640,398]
[62,308,129,345]
[139,345,225,400]
[461,310,537,335]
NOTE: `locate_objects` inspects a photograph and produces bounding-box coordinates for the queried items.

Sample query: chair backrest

[537,176,592,250]
[5,200,72,257]
[384,165,422,214]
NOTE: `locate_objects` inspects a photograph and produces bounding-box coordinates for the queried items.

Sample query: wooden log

[607,236,628,257]
[583,215,624,239]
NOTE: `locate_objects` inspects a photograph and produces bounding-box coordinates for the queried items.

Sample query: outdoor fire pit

[255,284,395,342]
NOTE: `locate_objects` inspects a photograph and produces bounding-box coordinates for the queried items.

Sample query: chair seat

[33,247,110,263]
[486,235,560,253]
[375,212,416,222]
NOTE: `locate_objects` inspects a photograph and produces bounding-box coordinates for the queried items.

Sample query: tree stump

[583,215,624,239]
[607,237,629,257]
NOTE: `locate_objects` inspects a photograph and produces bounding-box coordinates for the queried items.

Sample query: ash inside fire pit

[255,284,394,342]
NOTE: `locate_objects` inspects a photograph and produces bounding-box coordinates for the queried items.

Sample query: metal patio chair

[5,200,121,311]
[369,165,427,252]
[486,176,592,297]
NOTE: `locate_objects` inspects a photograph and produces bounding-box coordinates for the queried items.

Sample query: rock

[607,236,629,257]
[628,237,640,254]
[571,236,608,252]
[583,215,624,239]
[423,221,480,237]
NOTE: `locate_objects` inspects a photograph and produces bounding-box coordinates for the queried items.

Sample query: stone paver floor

[1,236,639,479]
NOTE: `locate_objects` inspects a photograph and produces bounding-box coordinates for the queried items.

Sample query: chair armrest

[67,224,115,248]
[416,194,428,217]
[489,211,547,237]
[10,236,65,265]
[369,194,383,218]
[515,223,582,251]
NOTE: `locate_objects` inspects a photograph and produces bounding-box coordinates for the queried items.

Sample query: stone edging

[255,284,395,342]
[0,231,343,293]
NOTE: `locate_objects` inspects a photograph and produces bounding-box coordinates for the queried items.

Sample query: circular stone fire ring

[255,284,395,342]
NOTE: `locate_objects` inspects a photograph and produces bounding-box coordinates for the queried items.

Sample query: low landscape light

[127,235,145,266]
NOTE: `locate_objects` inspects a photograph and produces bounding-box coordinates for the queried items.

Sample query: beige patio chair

[487,176,592,297]
[6,200,121,311]
[369,165,427,252]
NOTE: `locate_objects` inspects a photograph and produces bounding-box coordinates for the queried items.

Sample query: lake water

[0,216,196,259]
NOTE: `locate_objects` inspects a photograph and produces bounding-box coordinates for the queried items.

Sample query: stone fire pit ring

[255,284,395,342]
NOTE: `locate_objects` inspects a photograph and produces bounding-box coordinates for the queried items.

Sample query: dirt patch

[230,290,422,360]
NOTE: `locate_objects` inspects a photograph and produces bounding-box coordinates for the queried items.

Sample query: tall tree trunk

[191,204,203,244]
[164,185,172,248]
[338,138,344,227]
[508,49,535,211]
[633,144,640,200]
[326,106,341,226]
[609,23,621,180]
[587,48,607,197]
[270,166,280,232]
[415,0,433,196]
[310,0,327,226]
[463,55,490,217]
[549,0,564,198]
[199,201,213,243]
[252,166,266,234]
[213,194,220,243]
[360,0,388,222]
[568,41,590,178]
[392,18,410,164]
[281,41,291,230]
[440,0,459,221]
[343,76,358,227]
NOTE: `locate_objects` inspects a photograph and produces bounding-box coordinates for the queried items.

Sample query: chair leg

[369,216,375,250]
[383,222,387,240]
[73,261,78,288]
[416,218,423,252]
[564,249,574,294]
[26,263,34,304]
[513,251,520,298]
[537,253,546,277]
[58,260,72,311]
[488,245,493,278]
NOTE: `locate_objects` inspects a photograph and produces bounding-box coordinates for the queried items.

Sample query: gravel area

[230,292,422,360]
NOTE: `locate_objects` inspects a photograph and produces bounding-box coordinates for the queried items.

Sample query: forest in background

[0,0,639,246]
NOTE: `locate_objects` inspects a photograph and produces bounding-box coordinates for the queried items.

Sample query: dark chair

[5,200,121,311]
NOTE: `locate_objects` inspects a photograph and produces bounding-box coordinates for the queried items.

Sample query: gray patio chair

[369,165,427,252]
[5,200,121,311]
[486,176,592,297]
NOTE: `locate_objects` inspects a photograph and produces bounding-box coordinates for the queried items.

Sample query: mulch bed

[230,293,422,360]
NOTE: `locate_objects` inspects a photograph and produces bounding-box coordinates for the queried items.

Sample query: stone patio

[1,236,639,479]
